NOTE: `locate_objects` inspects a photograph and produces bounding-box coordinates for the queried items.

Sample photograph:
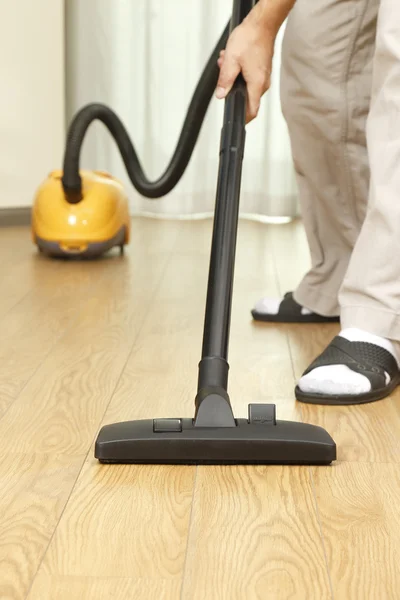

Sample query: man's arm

[251,0,296,34]
[216,0,296,122]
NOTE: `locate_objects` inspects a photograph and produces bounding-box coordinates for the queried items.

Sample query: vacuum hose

[62,22,230,203]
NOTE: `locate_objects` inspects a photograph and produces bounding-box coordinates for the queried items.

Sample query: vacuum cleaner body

[32,169,130,257]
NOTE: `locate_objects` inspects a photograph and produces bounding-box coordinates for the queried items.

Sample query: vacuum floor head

[95,405,336,465]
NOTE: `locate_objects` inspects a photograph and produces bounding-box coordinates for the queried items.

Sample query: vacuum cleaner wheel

[35,225,126,259]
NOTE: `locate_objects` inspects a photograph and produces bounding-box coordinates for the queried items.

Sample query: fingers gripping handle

[222,0,255,122]
[221,0,255,168]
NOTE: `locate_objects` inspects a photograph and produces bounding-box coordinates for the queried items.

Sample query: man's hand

[216,21,273,123]
[216,0,296,123]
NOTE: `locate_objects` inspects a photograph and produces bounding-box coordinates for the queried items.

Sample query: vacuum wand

[200,79,247,367]
[195,79,248,425]
[195,3,251,427]
[201,6,250,362]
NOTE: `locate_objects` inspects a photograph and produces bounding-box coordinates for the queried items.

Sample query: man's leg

[253,0,377,321]
[340,1,400,339]
[298,0,400,404]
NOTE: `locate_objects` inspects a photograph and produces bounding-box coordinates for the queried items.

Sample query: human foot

[252,292,339,323]
[296,328,400,405]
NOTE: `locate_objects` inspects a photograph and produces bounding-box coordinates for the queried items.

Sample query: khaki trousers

[281,0,400,341]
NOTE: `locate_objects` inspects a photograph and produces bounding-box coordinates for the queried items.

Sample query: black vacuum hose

[62,22,230,203]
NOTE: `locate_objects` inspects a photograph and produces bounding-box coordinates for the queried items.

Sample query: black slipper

[251,292,340,324]
[295,336,400,405]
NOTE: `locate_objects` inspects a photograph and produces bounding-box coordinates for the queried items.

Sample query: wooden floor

[1,217,400,600]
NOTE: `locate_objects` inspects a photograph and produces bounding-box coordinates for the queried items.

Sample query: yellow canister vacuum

[32,0,336,465]
[32,169,130,257]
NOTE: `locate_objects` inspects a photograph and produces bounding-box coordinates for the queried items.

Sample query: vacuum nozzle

[95,404,336,466]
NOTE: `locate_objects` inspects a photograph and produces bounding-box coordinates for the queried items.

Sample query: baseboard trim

[0,207,32,227]
[0,208,299,228]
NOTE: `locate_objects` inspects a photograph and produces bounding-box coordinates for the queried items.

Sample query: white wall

[0,0,65,208]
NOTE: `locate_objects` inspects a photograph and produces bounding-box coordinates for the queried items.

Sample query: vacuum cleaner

[39,0,336,464]
[32,169,130,257]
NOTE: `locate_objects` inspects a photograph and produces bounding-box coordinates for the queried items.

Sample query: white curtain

[66,0,298,219]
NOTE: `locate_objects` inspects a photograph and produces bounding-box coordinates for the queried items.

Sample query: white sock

[299,328,400,396]
[254,296,313,316]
